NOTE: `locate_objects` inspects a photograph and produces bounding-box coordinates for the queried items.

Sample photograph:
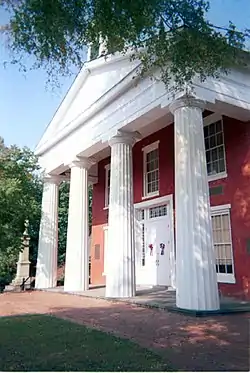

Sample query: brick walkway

[0,291,249,371]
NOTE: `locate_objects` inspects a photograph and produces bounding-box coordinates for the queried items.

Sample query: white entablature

[35,51,250,175]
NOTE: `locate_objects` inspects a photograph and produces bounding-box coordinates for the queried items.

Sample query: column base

[167,305,250,317]
[105,287,136,299]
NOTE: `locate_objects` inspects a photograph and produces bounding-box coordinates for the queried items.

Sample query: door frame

[134,194,176,288]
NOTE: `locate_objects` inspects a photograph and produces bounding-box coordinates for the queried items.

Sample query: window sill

[142,192,160,200]
[208,172,227,183]
[217,273,236,284]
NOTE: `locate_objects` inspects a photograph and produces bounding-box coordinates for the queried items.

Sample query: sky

[0,0,249,150]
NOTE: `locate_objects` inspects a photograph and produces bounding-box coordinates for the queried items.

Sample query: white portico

[35,50,250,311]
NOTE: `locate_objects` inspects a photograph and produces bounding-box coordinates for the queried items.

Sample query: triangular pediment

[36,55,141,151]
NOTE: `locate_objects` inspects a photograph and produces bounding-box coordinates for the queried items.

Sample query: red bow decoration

[149,243,153,255]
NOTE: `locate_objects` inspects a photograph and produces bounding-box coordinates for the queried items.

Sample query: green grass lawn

[0,314,169,371]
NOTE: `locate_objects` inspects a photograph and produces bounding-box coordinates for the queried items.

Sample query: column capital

[43,174,64,185]
[169,95,205,114]
[109,131,141,147]
[69,156,96,170]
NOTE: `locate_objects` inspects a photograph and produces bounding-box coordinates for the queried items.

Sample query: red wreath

[149,243,153,255]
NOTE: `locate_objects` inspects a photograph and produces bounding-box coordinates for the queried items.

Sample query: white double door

[136,204,171,286]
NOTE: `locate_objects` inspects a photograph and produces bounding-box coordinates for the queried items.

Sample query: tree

[0,139,42,280]
[58,181,70,265]
[58,183,93,265]
[0,139,92,283]
[1,0,249,87]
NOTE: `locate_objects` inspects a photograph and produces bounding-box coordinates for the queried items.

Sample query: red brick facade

[90,115,250,300]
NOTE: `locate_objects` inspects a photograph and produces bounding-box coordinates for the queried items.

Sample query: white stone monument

[12,220,31,289]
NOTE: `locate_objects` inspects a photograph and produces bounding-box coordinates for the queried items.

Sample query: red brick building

[35,48,250,311]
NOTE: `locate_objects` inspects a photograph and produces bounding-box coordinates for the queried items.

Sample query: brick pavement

[0,291,249,371]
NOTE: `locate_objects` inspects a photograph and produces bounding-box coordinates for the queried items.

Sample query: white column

[170,96,220,311]
[64,157,93,292]
[86,43,92,61]
[106,131,139,298]
[35,175,60,289]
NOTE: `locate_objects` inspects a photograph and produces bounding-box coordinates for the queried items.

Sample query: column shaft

[35,177,59,289]
[106,131,138,298]
[64,158,91,292]
[170,96,220,311]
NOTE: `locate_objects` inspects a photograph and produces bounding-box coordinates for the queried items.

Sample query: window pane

[204,126,209,138]
[205,137,209,150]
[215,120,222,132]
[218,159,225,173]
[207,162,212,175]
[216,132,223,146]
[149,205,167,218]
[211,148,218,162]
[209,122,216,135]
[210,135,216,148]
[218,146,224,159]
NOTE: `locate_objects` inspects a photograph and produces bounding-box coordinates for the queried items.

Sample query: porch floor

[44,285,250,316]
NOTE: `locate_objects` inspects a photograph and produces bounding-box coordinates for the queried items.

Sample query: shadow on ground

[0,291,249,371]
[50,305,249,371]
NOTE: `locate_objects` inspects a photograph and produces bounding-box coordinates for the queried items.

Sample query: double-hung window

[204,114,227,180]
[211,205,235,283]
[142,141,160,198]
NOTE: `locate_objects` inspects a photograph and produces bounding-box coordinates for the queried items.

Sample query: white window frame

[104,164,110,209]
[142,140,160,199]
[204,113,227,182]
[211,204,235,284]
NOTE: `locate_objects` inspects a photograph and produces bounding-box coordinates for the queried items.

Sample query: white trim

[142,140,160,153]
[217,273,236,284]
[142,191,160,200]
[203,113,222,127]
[104,164,110,208]
[134,195,172,209]
[208,171,227,182]
[134,193,176,289]
[142,141,160,198]
[211,203,231,213]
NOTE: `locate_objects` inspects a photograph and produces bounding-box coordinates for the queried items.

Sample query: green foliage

[58,181,69,264]
[1,0,249,87]
[0,138,92,280]
[58,183,93,264]
[0,138,42,279]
